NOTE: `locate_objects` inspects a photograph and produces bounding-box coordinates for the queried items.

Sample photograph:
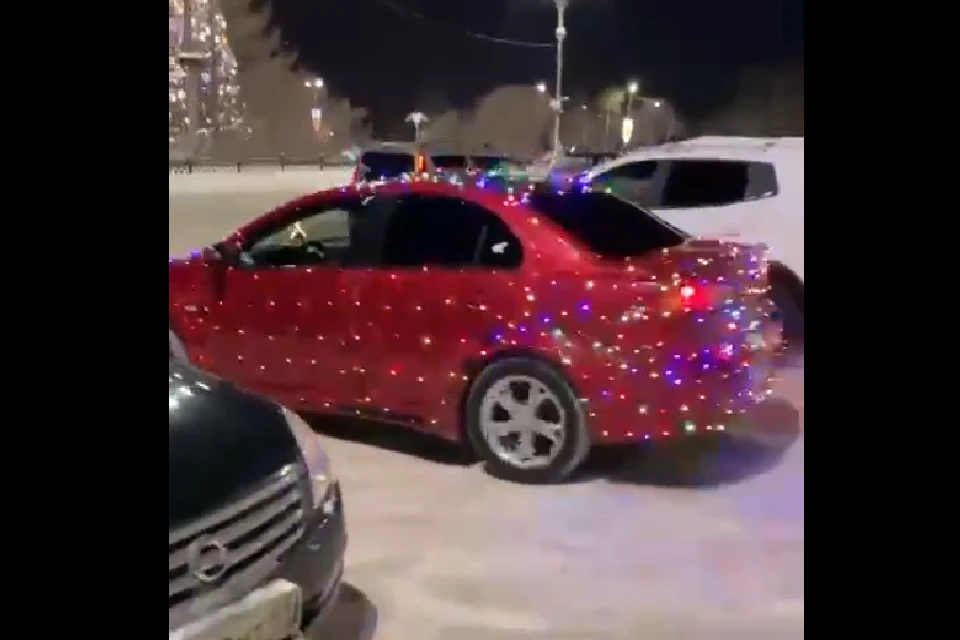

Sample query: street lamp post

[625,80,639,116]
[637,97,668,144]
[551,0,569,160]
[304,77,324,99]
[304,78,325,141]
[536,82,567,155]
[405,111,428,143]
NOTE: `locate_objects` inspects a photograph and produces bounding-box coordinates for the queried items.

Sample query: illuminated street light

[550,0,569,160]
[304,77,326,143]
[627,80,639,95]
[536,81,547,94]
[405,111,429,143]
[621,116,634,146]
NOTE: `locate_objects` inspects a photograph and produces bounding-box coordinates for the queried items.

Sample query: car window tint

[244,200,360,267]
[431,155,469,170]
[380,195,521,268]
[661,159,749,207]
[471,156,508,171]
[360,151,415,180]
[745,161,780,200]
[527,190,685,259]
[593,160,660,206]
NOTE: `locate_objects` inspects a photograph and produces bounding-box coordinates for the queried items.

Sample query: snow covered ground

[169,165,353,196]
[169,191,804,640]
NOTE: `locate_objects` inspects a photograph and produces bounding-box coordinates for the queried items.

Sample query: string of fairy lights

[169,0,245,145]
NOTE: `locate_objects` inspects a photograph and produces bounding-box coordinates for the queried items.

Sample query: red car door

[202,194,367,410]
[351,192,524,438]
[205,266,350,407]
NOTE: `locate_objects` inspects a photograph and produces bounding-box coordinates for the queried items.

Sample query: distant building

[169,0,246,149]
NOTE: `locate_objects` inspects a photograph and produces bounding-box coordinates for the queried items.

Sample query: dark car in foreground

[169,361,346,639]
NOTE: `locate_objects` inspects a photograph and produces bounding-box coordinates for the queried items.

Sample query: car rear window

[471,155,509,171]
[525,189,687,259]
[360,151,415,180]
[431,155,469,170]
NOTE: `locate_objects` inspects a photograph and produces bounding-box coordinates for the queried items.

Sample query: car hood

[168,362,301,529]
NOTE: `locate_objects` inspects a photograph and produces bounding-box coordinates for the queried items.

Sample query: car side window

[359,152,415,181]
[660,159,750,208]
[241,200,360,268]
[379,195,522,269]
[593,160,660,207]
[745,161,780,200]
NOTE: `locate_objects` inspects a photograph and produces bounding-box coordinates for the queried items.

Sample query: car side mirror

[204,241,242,266]
[200,245,222,262]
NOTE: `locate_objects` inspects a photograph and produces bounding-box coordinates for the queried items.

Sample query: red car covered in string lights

[169,175,781,483]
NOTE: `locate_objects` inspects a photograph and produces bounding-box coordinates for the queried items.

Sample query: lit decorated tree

[169,0,246,151]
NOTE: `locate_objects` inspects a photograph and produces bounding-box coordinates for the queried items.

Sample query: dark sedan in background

[169,361,346,639]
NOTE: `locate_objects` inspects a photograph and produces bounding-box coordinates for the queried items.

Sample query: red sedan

[169,176,780,483]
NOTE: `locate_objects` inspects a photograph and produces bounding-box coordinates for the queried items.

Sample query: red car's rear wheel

[465,357,590,484]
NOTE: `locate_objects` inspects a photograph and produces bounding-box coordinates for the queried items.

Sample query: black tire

[464,357,590,484]
[769,279,804,345]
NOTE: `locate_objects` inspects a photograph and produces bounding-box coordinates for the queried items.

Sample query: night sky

[270,0,803,131]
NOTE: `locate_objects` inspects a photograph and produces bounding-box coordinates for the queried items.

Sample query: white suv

[585,136,804,340]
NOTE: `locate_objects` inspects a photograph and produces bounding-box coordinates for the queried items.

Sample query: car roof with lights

[290,174,567,217]
[584,136,805,179]
[361,142,512,158]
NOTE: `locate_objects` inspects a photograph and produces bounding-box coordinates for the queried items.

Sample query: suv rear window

[360,151,415,180]
[661,160,749,207]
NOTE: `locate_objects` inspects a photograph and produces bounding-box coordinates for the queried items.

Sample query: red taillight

[665,281,729,312]
[679,283,712,310]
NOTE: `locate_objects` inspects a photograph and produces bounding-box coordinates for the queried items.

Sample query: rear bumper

[589,323,782,444]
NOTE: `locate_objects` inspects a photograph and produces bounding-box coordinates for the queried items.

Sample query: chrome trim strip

[169,464,300,546]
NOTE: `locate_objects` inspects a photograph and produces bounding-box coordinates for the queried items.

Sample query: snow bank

[169,166,354,195]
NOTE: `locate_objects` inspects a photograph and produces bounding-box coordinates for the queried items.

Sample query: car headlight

[281,406,337,513]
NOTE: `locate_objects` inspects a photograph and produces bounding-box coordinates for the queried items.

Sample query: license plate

[170,580,302,640]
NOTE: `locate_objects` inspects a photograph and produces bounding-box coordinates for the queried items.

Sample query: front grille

[168,464,306,615]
